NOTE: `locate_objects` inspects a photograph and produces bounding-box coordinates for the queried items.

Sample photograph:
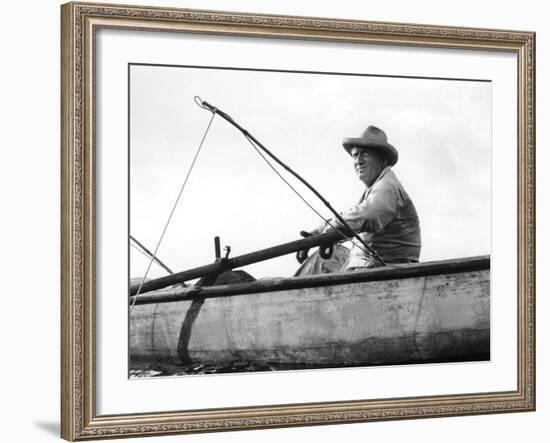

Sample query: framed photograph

[61,1,535,440]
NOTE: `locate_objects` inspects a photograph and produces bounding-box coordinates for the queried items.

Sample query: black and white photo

[128,65,491,377]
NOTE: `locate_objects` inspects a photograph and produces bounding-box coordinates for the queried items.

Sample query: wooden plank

[130,255,490,305]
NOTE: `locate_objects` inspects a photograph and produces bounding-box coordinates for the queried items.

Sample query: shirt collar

[366,166,392,190]
[360,166,392,202]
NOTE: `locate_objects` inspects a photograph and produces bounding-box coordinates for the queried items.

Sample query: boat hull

[130,257,490,368]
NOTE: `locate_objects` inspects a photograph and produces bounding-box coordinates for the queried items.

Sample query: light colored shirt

[317,167,421,269]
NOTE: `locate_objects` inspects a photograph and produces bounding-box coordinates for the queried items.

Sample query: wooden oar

[129,229,351,296]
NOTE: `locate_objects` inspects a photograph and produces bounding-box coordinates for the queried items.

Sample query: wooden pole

[129,255,490,305]
[214,236,221,260]
[198,98,386,266]
[130,235,174,275]
[129,229,351,296]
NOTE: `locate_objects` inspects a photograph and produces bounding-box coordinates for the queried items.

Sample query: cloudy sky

[129,64,491,281]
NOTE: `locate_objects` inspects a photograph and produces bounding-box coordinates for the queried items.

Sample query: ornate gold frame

[60,2,535,440]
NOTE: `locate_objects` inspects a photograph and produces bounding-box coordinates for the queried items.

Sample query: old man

[298,125,421,273]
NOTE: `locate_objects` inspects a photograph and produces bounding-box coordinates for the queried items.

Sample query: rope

[130,111,216,312]
[194,97,385,266]
[243,134,371,256]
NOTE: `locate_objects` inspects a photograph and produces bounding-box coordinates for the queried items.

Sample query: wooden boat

[130,255,490,369]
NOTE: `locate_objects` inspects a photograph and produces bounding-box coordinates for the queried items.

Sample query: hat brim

[342,138,398,166]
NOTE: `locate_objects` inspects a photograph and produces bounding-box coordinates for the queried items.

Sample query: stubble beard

[356,165,379,187]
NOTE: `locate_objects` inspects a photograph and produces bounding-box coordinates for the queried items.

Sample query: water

[128,360,357,378]
[130,360,285,378]
[129,353,489,378]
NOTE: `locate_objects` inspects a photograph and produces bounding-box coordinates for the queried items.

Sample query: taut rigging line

[194,96,386,267]
[130,110,217,312]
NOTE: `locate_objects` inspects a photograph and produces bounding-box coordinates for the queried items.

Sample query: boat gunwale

[130,255,490,306]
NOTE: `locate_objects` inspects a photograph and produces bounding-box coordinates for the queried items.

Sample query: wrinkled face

[350,146,388,187]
